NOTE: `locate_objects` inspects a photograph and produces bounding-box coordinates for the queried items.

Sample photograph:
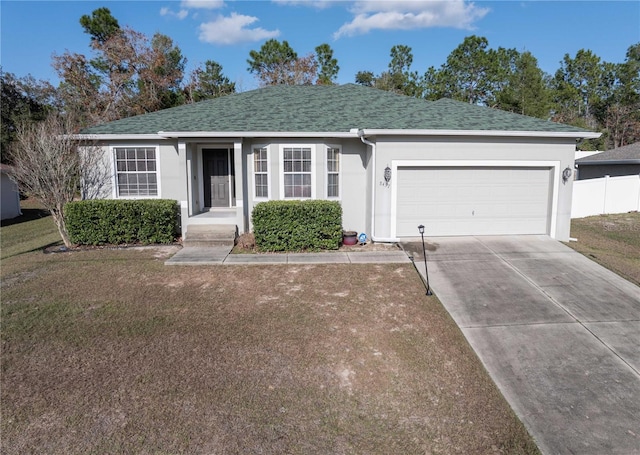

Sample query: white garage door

[396,166,552,237]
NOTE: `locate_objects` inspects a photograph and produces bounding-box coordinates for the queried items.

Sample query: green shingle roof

[82,83,590,135]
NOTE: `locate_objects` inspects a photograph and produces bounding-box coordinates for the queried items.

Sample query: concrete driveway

[402,235,640,455]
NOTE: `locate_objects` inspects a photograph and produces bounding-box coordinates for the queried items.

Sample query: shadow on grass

[1,208,51,227]
[1,240,64,261]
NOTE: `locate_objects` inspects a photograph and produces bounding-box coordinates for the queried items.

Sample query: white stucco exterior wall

[92,141,187,203]
[370,135,578,241]
[157,142,188,202]
[243,138,368,233]
[89,132,580,242]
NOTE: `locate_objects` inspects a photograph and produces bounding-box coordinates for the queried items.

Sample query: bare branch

[6,113,108,247]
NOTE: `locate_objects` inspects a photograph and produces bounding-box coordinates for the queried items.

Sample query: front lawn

[0,200,61,260]
[0,240,539,453]
[568,212,640,286]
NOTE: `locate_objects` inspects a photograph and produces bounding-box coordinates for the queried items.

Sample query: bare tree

[53,27,186,126]
[7,113,106,247]
[254,54,318,87]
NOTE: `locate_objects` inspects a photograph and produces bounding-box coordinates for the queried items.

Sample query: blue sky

[1,0,639,91]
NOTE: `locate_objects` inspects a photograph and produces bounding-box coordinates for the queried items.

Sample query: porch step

[183,224,236,248]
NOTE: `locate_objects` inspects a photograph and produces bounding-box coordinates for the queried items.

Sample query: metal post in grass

[418,224,432,296]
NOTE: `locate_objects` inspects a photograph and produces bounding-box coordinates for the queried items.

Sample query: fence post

[603,175,609,214]
[636,175,640,212]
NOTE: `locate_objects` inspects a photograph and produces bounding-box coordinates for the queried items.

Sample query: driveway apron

[404,235,640,455]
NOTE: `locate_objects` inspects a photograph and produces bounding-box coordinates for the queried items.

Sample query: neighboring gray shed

[1,164,22,220]
[576,142,640,180]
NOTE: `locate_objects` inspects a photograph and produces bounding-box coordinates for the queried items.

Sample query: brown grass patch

[1,248,538,454]
[567,212,640,286]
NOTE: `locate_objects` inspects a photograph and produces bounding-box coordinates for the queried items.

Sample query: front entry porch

[180,141,246,241]
[187,208,238,226]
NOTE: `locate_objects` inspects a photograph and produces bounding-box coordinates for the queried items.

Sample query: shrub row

[252,200,342,252]
[65,199,180,245]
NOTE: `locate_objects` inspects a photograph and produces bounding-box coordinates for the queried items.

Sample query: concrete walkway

[165,246,410,265]
[403,235,640,455]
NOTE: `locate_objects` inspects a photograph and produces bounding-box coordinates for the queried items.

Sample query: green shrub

[252,200,342,252]
[65,199,179,245]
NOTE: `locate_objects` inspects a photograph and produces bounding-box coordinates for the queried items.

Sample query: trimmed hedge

[65,199,180,245]
[252,200,342,252]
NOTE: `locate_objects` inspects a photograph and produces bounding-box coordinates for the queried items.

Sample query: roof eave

[359,129,601,139]
[72,133,166,141]
[157,131,358,139]
[73,129,602,141]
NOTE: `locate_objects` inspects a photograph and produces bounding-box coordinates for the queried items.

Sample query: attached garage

[393,162,557,237]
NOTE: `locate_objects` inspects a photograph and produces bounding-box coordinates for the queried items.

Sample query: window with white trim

[114,147,158,197]
[327,146,340,198]
[253,146,269,198]
[283,146,312,198]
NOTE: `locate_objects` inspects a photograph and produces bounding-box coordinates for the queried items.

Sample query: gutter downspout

[358,130,398,243]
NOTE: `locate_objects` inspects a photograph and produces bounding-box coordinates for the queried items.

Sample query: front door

[203,149,230,208]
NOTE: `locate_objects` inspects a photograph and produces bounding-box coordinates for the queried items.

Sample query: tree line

[2,6,639,162]
[355,37,639,150]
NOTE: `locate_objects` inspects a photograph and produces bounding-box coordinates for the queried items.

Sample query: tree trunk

[51,210,73,248]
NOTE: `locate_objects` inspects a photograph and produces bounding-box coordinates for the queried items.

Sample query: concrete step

[183,224,236,248]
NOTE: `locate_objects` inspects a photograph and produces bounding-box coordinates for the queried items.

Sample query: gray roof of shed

[82,83,592,136]
[576,142,640,164]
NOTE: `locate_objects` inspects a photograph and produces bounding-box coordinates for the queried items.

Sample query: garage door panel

[396,167,551,237]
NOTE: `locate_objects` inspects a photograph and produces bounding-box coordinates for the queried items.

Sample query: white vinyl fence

[572,174,640,218]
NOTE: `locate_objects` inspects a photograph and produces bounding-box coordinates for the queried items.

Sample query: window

[283,146,312,198]
[114,147,158,197]
[253,146,269,198]
[327,146,340,198]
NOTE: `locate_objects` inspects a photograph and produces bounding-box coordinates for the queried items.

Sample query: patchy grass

[1,200,62,260]
[568,212,640,286]
[1,242,540,454]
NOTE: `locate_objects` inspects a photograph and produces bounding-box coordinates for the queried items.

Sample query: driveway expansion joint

[461,320,582,329]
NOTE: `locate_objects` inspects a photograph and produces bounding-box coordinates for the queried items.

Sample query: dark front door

[203,149,230,207]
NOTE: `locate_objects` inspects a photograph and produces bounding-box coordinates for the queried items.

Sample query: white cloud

[160,7,189,19]
[272,0,334,9]
[334,0,489,38]
[198,13,280,45]
[161,1,223,21]
[181,0,225,9]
